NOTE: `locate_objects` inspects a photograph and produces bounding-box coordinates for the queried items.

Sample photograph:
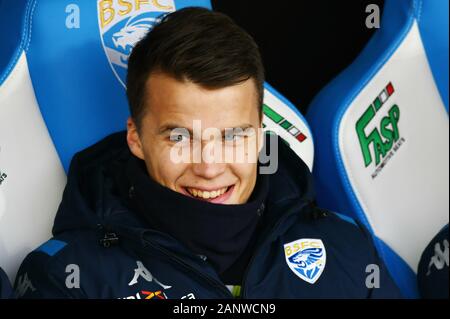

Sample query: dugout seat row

[0,0,448,299]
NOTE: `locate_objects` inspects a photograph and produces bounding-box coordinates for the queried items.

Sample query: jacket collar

[53,131,315,248]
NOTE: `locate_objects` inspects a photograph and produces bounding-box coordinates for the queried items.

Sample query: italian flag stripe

[263,104,308,143]
[386,82,395,96]
[371,82,396,115]
[263,104,283,123]
[296,133,307,142]
[280,120,292,130]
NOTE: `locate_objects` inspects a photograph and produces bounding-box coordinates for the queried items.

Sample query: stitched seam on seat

[0,0,34,85]
[25,0,38,53]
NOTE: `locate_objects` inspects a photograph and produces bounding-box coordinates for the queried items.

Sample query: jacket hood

[52,131,315,236]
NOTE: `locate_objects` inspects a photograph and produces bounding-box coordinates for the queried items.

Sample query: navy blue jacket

[14,132,401,298]
[0,267,12,299]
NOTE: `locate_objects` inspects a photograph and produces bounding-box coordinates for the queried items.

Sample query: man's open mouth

[182,185,235,203]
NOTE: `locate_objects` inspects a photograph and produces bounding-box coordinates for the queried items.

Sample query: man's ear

[127,117,145,160]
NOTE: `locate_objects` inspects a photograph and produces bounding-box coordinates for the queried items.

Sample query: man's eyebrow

[158,124,193,135]
[224,124,255,132]
[158,123,256,135]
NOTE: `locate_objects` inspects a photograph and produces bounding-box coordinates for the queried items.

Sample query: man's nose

[191,140,227,179]
[191,161,227,180]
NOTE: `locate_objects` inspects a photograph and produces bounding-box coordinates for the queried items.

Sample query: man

[14,7,400,298]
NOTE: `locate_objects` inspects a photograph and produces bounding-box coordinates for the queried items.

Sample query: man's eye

[170,134,189,143]
[224,133,245,142]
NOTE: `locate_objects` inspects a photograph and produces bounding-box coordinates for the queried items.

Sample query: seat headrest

[306,0,449,298]
[0,0,314,280]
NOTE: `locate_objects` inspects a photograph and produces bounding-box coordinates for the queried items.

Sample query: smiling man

[14,7,401,299]
[126,72,262,205]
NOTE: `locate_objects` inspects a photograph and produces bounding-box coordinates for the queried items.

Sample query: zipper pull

[100,232,119,248]
[98,225,120,248]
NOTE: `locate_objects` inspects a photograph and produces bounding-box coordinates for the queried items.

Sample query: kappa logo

[284,239,326,284]
[426,239,449,276]
[97,0,176,87]
[15,273,36,297]
[128,260,172,290]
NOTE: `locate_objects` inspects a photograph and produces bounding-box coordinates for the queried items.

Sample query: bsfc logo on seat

[284,238,326,284]
[97,0,176,87]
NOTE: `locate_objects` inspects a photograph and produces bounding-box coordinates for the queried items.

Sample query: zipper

[108,199,312,299]
[145,240,234,299]
[240,200,311,298]
[120,230,234,299]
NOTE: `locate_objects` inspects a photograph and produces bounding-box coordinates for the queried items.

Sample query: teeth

[187,187,229,199]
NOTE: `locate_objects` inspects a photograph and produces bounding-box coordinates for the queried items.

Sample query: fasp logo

[355,82,406,179]
[97,0,176,87]
[356,82,399,167]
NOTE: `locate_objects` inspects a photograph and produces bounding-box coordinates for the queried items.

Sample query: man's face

[127,72,263,205]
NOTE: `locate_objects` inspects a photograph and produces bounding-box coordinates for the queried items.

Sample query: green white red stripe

[373,82,395,112]
[263,104,307,142]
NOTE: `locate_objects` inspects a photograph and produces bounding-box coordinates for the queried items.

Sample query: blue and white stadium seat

[0,0,313,282]
[306,0,449,298]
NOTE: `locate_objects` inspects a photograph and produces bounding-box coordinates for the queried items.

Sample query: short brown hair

[126,7,265,129]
